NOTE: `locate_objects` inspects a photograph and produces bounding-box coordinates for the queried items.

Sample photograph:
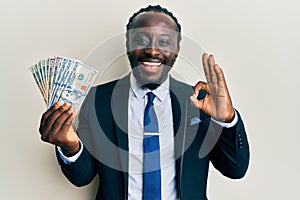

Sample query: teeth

[142,62,161,66]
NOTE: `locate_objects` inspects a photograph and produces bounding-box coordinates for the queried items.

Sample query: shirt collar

[130,73,170,103]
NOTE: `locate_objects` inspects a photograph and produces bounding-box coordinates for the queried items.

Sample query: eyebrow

[133,32,173,37]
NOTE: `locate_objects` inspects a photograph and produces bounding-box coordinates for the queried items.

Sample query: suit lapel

[111,75,130,193]
[170,77,201,197]
[170,77,190,158]
[170,78,188,195]
[112,75,130,152]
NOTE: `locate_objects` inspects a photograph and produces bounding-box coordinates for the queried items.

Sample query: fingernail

[54,102,60,108]
[67,107,72,114]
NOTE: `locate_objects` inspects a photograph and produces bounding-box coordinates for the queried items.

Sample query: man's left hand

[190,53,235,123]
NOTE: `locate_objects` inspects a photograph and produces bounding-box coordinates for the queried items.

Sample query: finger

[214,64,226,87]
[47,107,76,146]
[47,104,74,137]
[190,81,209,110]
[57,106,75,135]
[208,55,217,84]
[40,102,60,129]
[190,95,205,110]
[193,81,209,97]
[202,53,211,83]
[40,103,72,139]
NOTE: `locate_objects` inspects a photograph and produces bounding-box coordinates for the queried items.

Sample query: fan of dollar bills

[30,57,98,113]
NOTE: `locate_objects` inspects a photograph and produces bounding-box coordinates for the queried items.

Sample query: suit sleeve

[56,87,98,186]
[56,146,97,186]
[210,111,250,179]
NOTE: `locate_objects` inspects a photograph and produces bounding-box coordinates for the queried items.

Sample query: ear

[175,45,180,57]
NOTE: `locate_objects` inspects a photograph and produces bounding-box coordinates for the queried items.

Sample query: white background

[1,0,299,199]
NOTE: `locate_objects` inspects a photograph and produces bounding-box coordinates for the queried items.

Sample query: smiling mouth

[141,61,163,72]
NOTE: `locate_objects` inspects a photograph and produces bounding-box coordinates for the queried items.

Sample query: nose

[144,44,161,57]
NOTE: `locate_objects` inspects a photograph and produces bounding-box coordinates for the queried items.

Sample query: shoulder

[170,77,207,100]
[95,74,131,94]
[170,77,210,119]
[169,77,194,97]
[95,79,119,92]
[170,76,193,88]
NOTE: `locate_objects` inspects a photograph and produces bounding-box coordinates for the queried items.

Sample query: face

[127,12,180,88]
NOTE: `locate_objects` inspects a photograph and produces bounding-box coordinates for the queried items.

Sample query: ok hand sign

[190,53,235,123]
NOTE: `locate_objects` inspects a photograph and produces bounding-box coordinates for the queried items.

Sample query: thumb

[190,95,203,110]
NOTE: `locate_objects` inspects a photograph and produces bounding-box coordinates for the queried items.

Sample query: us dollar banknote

[30,56,98,113]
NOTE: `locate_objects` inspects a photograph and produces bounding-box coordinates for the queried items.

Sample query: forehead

[131,11,177,31]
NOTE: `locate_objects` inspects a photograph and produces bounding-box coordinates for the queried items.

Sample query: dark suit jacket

[57,75,250,200]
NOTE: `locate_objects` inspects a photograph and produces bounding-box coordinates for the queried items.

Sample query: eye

[158,39,171,46]
[134,36,150,46]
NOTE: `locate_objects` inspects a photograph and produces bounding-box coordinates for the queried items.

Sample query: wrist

[61,140,81,157]
[225,109,235,123]
[212,108,235,123]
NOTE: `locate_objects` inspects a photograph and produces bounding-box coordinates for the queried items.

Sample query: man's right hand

[39,102,80,157]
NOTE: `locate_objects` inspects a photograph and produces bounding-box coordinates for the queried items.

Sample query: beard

[128,52,176,90]
[131,64,171,90]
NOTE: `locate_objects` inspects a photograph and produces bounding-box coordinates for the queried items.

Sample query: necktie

[143,92,161,200]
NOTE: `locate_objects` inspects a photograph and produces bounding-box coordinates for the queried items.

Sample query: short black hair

[126,5,182,44]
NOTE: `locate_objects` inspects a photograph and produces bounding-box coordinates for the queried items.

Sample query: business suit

[57,74,250,200]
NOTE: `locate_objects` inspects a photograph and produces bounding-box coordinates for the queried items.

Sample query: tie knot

[146,92,156,104]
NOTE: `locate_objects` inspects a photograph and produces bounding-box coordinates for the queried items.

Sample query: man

[39,5,249,200]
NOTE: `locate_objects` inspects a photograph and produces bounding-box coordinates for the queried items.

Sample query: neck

[141,83,160,90]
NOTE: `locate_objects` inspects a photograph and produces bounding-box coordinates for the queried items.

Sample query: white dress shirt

[127,74,177,200]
